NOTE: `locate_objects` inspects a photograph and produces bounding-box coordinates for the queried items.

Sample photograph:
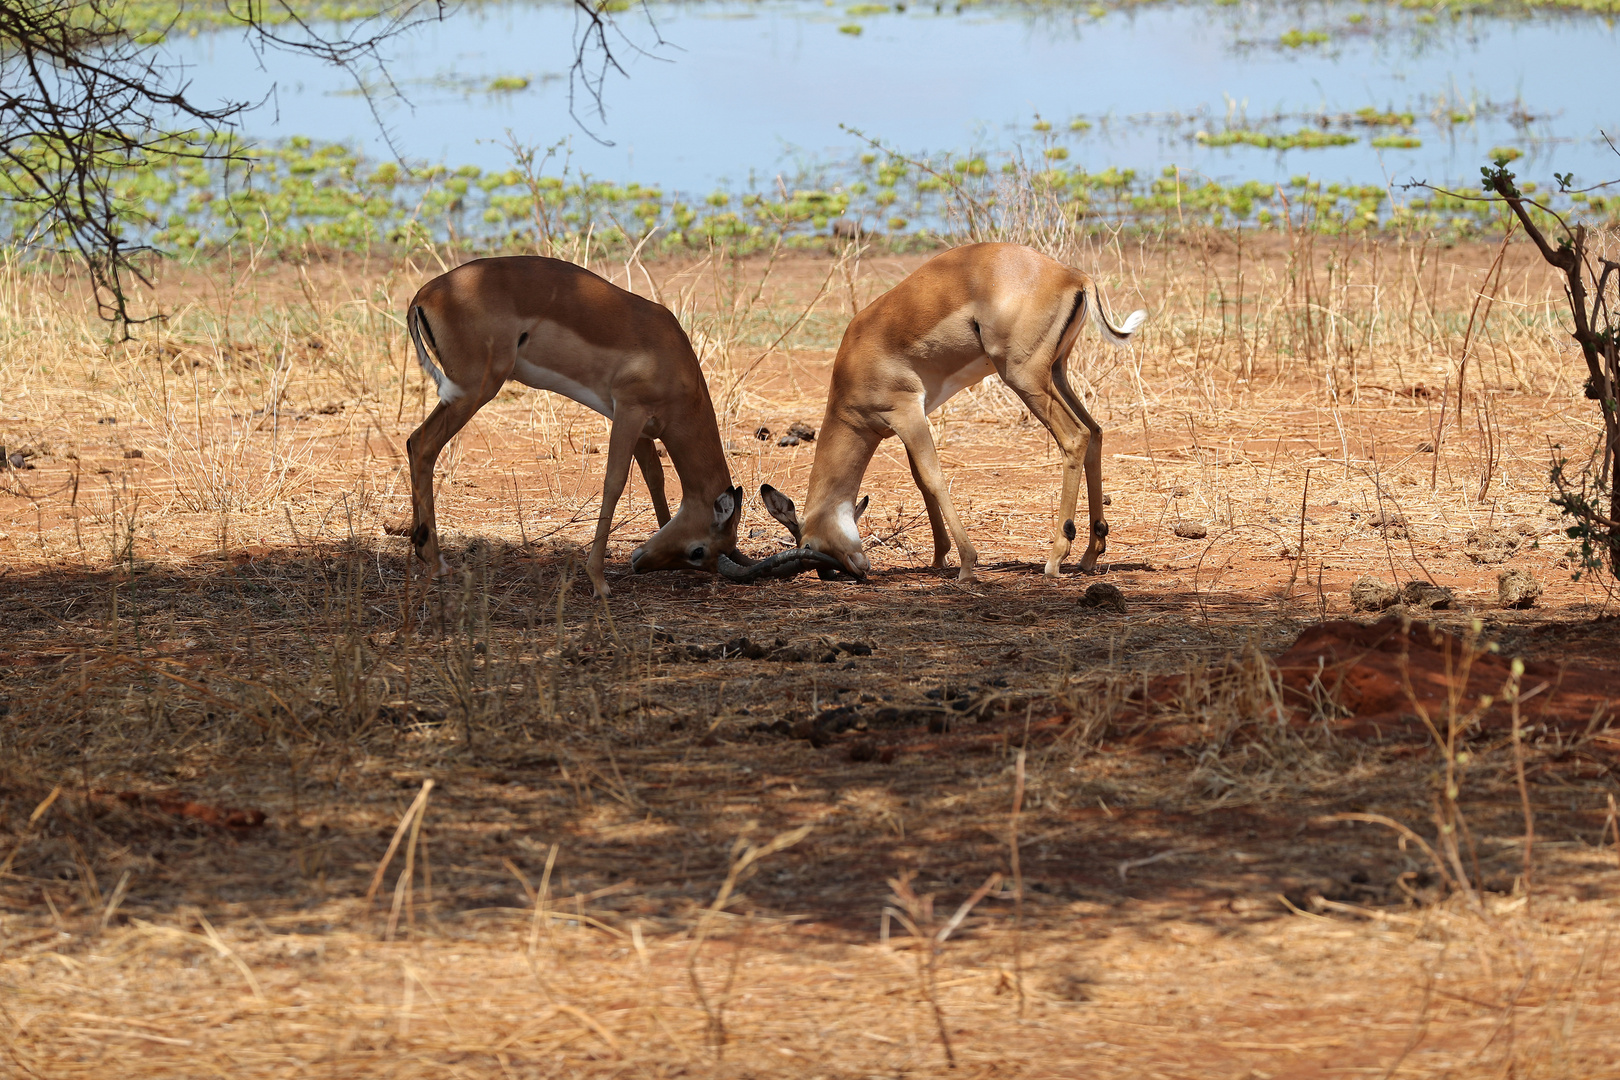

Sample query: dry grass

[2,222,1619,1077]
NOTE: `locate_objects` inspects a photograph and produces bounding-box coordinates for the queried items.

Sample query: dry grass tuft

[2,224,1618,1076]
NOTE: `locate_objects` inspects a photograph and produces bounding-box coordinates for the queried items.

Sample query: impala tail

[408,305,463,402]
[1085,287,1147,348]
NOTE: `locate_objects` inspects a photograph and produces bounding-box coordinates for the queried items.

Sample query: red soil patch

[111,790,268,829]
[1270,616,1619,741]
[822,617,1620,762]
[1110,616,1620,752]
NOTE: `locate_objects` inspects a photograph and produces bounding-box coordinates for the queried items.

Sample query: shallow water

[166,0,1619,193]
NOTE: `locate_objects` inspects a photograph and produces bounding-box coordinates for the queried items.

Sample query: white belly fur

[509,319,619,418]
[922,356,995,414]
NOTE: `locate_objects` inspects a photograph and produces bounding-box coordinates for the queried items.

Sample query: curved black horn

[717,548,847,584]
[717,552,764,582]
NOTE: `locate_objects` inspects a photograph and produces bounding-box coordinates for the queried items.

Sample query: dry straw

[1,178,1617,1076]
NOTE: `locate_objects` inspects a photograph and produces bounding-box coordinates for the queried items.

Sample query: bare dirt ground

[1,234,1617,1077]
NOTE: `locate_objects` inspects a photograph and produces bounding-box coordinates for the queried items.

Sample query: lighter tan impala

[400,256,756,597]
[734,242,1146,584]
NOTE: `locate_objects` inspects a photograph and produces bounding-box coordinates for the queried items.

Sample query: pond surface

[167,0,1620,193]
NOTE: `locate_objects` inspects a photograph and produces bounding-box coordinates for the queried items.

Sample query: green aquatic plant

[3,128,1604,271]
[846,3,890,12]
[838,22,864,33]
[1278,28,1331,47]
[486,76,531,93]
[1371,134,1423,149]
[1197,128,1357,150]
[1353,107,1415,127]
[112,0,402,40]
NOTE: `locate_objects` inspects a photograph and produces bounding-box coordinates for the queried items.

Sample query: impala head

[757,484,870,579]
[630,485,744,576]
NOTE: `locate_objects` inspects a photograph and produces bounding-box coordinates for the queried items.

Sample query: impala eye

[689,545,706,562]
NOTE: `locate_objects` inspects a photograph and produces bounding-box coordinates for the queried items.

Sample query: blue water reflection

[162,0,1620,192]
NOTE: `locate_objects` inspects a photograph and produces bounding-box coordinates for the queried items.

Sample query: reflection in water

[160,0,1618,193]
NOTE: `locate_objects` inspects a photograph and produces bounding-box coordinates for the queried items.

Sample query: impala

[730,243,1146,584]
[400,256,752,597]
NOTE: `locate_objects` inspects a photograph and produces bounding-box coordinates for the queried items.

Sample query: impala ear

[759,484,801,541]
[852,495,869,522]
[712,487,741,533]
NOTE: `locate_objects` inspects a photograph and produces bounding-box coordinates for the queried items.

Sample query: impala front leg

[906,448,951,568]
[634,437,671,527]
[891,404,977,581]
[585,407,648,597]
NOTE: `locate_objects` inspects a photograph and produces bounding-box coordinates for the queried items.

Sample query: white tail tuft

[1089,288,1146,349]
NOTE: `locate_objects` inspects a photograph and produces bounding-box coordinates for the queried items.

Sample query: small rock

[848,739,878,762]
[786,421,817,442]
[1417,441,1435,453]
[1079,583,1127,613]
[123,448,144,459]
[837,640,873,656]
[1101,494,1112,506]
[1369,512,1407,535]
[753,426,771,441]
[1350,576,1400,612]
[722,636,770,660]
[1173,522,1208,540]
[777,434,801,447]
[1464,527,1522,565]
[1401,580,1454,610]
[97,416,118,424]
[1498,568,1543,609]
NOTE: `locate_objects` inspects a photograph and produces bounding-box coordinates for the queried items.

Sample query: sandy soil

[1,239,1617,1077]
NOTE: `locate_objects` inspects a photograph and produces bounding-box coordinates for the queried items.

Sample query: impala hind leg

[1002,359,1105,576]
[890,405,978,581]
[906,449,951,568]
[1052,354,1109,572]
[585,409,650,598]
[406,389,499,579]
[634,438,671,526]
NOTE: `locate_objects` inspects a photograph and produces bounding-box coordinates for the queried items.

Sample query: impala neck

[800,413,878,551]
[660,383,735,519]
